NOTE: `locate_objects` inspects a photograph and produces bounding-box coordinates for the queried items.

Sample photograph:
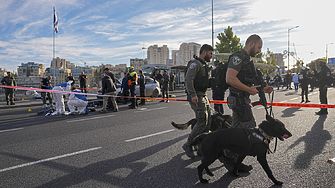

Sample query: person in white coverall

[52,81,72,115]
[67,85,89,115]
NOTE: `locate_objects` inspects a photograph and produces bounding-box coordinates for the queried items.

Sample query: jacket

[162,74,170,88]
[318,65,331,87]
[121,77,130,90]
[1,76,17,89]
[138,74,145,87]
[102,75,116,94]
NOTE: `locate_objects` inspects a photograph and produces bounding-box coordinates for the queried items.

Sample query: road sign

[328,57,335,65]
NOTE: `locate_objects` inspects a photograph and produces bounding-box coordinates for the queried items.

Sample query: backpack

[215,62,230,91]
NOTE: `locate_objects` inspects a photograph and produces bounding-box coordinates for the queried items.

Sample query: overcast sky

[0,0,334,73]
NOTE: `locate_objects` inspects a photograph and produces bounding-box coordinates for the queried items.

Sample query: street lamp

[288,26,299,70]
[142,47,147,59]
[326,43,333,64]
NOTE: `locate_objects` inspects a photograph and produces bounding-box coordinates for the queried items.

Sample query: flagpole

[53,7,55,86]
[53,7,55,60]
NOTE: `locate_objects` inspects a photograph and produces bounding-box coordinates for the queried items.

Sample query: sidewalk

[0,88,186,109]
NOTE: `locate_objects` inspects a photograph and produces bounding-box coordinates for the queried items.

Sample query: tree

[255,48,277,74]
[307,58,327,72]
[215,26,243,53]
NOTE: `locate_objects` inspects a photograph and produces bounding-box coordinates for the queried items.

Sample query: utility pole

[211,0,214,63]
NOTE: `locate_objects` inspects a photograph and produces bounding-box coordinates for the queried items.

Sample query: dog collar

[258,128,274,144]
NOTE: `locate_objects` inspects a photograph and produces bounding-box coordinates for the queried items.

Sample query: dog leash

[267,91,278,154]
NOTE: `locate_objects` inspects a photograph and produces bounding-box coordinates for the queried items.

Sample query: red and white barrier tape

[1,85,333,108]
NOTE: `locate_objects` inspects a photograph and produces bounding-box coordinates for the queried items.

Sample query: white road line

[125,129,175,142]
[67,115,115,123]
[290,97,298,101]
[0,128,24,133]
[134,107,167,113]
[0,147,102,173]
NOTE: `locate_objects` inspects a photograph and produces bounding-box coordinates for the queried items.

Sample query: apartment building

[147,45,169,64]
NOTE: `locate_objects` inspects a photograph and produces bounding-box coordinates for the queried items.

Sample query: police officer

[299,67,310,103]
[40,76,54,108]
[127,66,138,109]
[316,60,331,115]
[211,60,225,114]
[169,72,176,91]
[66,73,75,84]
[78,71,87,94]
[104,68,116,110]
[182,44,213,158]
[138,69,146,105]
[160,70,170,103]
[1,72,17,105]
[223,34,273,172]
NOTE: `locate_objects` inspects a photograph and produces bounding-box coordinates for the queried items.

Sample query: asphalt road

[1,88,335,188]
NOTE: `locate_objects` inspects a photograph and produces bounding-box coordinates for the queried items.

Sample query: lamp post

[142,47,147,59]
[326,43,333,64]
[288,26,299,70]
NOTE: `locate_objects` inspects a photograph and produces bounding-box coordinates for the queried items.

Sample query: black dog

[171,112,232,132]
[190,115,292,185]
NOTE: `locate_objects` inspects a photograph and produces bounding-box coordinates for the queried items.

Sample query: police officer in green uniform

[316,60,331,115]
[182,44,213,158]
[1,72,17,105]
[222,34,273,172]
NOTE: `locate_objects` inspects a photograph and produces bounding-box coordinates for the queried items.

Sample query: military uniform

[1,75,16,105]
[161,73,170,102]
[317,64,331,114]
[211,64,225,114]
[169,73,176,91]
[221,48,259,172]
[184,57,211,146]
[299,69,309,102]
[227,49,257,129]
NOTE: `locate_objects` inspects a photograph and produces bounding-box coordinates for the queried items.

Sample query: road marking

[0,147,102,173]
[290,97,298,101]
[125,129,175,142]
[0,128,24,133]
[67,115,115,123]
[134,107,167,113]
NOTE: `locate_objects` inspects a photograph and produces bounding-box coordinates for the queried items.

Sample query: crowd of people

[32,66,177,115]
[271,64,331,110]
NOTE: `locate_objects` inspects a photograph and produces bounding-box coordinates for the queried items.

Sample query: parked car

[97,77,161,103]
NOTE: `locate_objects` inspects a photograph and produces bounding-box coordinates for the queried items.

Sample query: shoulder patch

[189,62,197,69]
[231,56,242,66]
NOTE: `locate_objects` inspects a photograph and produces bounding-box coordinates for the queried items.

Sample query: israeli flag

[54,9,59,33]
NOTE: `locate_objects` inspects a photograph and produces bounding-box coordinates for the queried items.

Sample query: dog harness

[244,128,273,156]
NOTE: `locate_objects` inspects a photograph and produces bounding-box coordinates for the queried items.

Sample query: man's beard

[249,45,256,57]
[204,53,211,62]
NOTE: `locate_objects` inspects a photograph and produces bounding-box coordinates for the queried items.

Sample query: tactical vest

[229,50,257,87]
[191,57,210,92]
